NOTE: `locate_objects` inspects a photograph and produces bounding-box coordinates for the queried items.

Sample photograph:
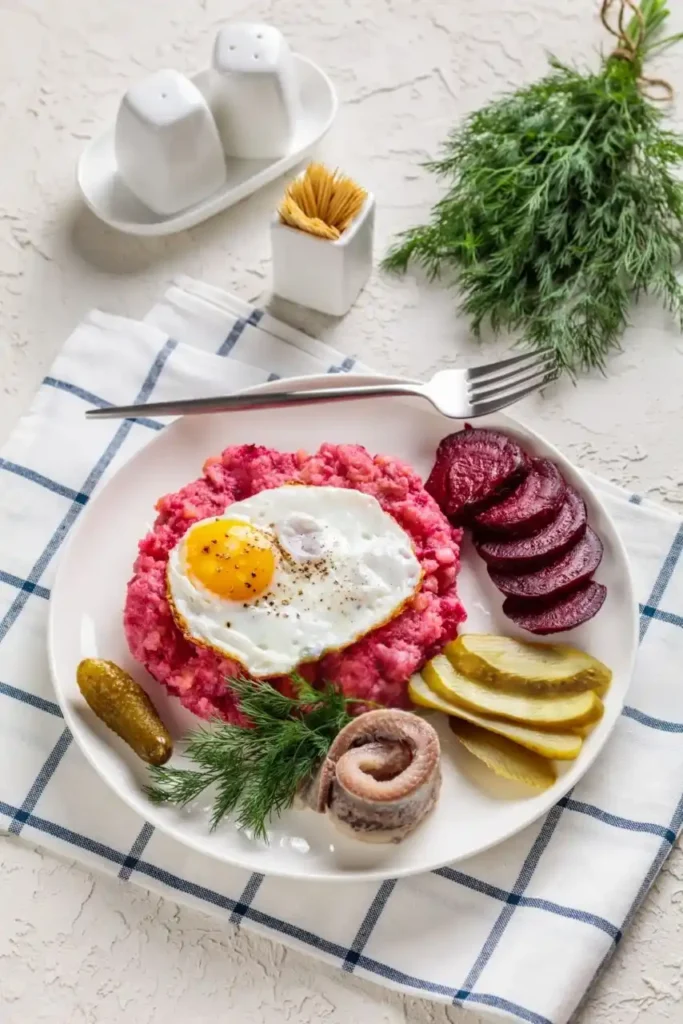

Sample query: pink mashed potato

[124,443,466,722]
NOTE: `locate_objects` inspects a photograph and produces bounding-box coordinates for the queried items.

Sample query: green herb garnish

[146,675,358,840]
[382,0,683,373]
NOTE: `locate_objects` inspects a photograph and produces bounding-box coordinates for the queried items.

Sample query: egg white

[166,485,422,677]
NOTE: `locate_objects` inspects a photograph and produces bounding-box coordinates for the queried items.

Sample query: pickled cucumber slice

[77,659,173,766]
[573,722,600,738]
[447,634,612,695]
[422,655,603,728]
[408,674,582,759]
[449,719,556,790]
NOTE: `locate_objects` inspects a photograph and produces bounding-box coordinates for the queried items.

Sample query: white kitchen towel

[1,276,682,1024]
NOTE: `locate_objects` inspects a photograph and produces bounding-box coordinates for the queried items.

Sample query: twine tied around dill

[600,0,674,100]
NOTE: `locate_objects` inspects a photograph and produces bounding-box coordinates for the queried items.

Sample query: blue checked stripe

[639,603,683,629]
[229,872,265,925]
[587,787,683,999]
[43,377,163,431]
[435,866,515,902]
[434,866,621,941]
[456,801,566,1002]
[0,459,88,504]
[9,727,73,835]
[343,878,397,971]
[559,797,676,844]
[639,523,683,642]
[516,897,620,941]
[0,801,130,864]
[0,570,50,600]
[217,309,263,356]
[622,704,683,733]
[119,821,155,880]
[0,681,62,717]
[44,376,114,407]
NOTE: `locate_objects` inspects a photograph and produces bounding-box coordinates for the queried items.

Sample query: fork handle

[84,383,425,420]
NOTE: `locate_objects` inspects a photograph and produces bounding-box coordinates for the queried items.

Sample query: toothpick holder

[270,193,375,317]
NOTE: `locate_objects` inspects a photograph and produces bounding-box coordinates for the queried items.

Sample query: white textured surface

[2,0,683,1021]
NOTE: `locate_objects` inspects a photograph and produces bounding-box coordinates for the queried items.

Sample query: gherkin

[77,659,173,766]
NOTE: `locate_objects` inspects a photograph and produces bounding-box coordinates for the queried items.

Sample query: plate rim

[47,371,638,882]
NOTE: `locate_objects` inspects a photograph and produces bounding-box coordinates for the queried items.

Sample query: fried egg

[166,485,422,677]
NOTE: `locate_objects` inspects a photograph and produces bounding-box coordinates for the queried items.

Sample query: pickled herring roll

[310,709,441,843]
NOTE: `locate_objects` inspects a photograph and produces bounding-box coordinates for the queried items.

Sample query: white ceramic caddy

[49,372,637,883]
[78,46,339,235]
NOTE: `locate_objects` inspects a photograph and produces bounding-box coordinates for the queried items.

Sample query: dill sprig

[146,675,359,840]
[382,0,683,373]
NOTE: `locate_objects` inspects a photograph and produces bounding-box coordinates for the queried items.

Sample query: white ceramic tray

[77,56,338,237]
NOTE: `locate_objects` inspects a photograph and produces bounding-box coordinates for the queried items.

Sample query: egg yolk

[184,519,276,601]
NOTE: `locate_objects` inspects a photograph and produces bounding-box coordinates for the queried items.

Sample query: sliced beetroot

[476,487,587,572]
[425,428,530,523]
[424,434,459,510]
[503,581,607,635]
[473,458,566,538]
[489,527,603,600]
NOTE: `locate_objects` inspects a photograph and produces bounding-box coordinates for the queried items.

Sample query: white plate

[77,56,338,237]
[48,373,637,882]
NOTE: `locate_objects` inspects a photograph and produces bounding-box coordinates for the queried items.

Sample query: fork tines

[467,350,557,417]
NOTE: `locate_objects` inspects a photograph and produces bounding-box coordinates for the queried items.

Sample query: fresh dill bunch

[146,675,359,840]
[382,0,683,373]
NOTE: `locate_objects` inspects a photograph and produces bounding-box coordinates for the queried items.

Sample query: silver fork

[85,349,556,421]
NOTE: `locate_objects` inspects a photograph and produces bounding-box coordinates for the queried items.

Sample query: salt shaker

[211,24,300,160]
[114,69,227,216]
